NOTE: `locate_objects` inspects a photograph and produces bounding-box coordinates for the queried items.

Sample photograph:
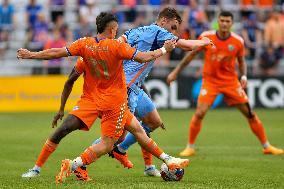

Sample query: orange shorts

[69,98,99,131]
[198,80,248,106]
[70,99,134,139]
[100,102,134,140]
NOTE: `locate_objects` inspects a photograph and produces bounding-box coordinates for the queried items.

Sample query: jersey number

[89,58,110,80]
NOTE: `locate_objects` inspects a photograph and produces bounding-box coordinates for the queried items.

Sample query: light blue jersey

[123,23,177,87]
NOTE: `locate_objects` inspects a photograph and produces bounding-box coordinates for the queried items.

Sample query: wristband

[160,47,167,55]
[241,75,247,81]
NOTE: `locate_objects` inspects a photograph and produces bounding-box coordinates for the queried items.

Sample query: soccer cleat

[179,147,195,157]
[144,165,161,177]
[263,145,284,155]
[109,150,133,169]
[74,166,92,181]
[21,169,40,178]
[164,156,190,170]
[55,159,72,184]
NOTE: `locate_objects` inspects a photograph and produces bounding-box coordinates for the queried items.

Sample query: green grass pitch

[0,109,283,189]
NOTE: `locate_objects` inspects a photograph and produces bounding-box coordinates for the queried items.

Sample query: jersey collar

[216,31,231,41]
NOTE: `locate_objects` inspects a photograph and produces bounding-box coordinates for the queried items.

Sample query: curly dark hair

[96,12,118,34]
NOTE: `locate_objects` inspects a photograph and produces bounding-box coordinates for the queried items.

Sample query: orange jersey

[67,37,137,110]
[74,57,96,100]
[198,30,245,85]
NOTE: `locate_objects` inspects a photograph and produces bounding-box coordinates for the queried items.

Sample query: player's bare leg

[235,103,283,155]
[22,115,85,178]
[125,117,190,170]
[113,109,163,175]
[140,109,163,177]
[180,102,211,156]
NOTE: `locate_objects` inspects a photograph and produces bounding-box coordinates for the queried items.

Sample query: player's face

[218,16,233,33]
[163,18,180,35]
[110,22,119,39]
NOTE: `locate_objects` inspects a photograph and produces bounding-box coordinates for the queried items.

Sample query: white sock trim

[72,157,83,171]
[159,153,170,160]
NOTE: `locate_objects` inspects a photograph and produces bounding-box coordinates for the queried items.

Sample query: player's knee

[143,117,162,131]
[195,111,206,120]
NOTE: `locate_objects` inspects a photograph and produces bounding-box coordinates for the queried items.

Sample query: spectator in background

[264,11,284,56]
[148,0,162,5]
[49,0,65,23]
[122,0,137,22]
[26,0,42,29]
[77,0,86,5]
[258,0,274,8]
[44,28,66,74]
[0,0,15,57]
[73,16,94,40]
[242,13,262,60]
[79,0,100,26]
[25,13,48,51]
[259,46,281,75]
[239,0,256,18]
[54,15,73,43]
[183,2,209,39]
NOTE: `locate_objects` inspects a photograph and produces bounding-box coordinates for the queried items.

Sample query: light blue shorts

[127,85,156,119]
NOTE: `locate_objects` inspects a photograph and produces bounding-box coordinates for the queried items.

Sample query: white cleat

[164,156,190,170]
[22,169,40,178]
[144,165,161,177]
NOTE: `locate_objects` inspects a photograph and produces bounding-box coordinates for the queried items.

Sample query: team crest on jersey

[228,44,235,51]
[73,106,80,111]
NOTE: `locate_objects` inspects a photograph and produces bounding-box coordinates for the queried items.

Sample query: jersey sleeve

[237,40,245,57]
[66,38,87,56]
[117,40,138,60]
[74,57,85,75]
[157,30,177,47]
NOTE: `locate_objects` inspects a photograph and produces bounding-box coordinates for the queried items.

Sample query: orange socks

[248,114,268,144]
[80,146,98,165]
[35,139,58,167]
[145,139,163,158]
[141,148,152,166]
[189,115,202,145]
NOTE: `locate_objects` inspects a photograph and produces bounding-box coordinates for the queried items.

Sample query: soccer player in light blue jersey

[90,7,213,177]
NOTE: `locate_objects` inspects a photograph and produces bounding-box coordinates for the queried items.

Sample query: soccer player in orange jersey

[18,12,190,182]
[167,11,283,157]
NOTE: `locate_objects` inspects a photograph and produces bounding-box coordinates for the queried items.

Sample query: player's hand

[240,75,247,89]
[166,72,177,85]
[201,37,214,47]
[163,39,177,52]
[52,110,64,128]
[17,48,33,59]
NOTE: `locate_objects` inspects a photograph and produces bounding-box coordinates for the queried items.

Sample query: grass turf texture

[0,109,283,189]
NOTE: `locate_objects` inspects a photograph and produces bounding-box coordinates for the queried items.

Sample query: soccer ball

[160,163,185,181]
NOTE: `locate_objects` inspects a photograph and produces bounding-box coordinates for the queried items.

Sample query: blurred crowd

[0,0,284,75]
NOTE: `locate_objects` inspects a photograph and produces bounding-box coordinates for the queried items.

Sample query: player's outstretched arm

[167,49,199,85]
[134,39,176,63]
[176,37,213,51]
[17,47,68,60]
[52,68,81,128]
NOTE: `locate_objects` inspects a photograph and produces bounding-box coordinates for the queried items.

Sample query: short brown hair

[158,7,182,24]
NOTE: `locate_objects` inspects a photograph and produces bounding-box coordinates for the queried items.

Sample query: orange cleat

[164,156,190,170]
[109,150,134,169]
[263,145,284,155]
[56,159,72,184]
[179,147,195,157]
[74,166,92,181]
